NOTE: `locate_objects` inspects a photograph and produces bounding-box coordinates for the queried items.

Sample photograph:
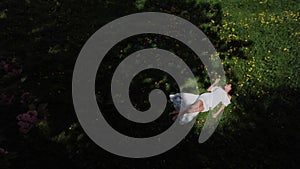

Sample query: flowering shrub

[16,110,39,134]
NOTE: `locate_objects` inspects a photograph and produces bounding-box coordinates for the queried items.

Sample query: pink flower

[17,121,31,128]
[27,110,38,117]
[16,110,39,134]
[21,113,31,122]
[28,116,38,123]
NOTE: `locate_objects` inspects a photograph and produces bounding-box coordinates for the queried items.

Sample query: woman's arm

[207,78,221,91]
[212,104,226,118]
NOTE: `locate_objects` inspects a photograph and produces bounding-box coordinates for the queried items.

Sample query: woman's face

[224,84,232,93]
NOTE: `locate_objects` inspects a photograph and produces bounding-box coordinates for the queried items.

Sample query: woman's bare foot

[169,110,179,121]
[169,110,179,115]
[172,114,178,121]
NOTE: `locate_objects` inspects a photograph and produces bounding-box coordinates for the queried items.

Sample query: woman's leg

[169,100,204,120]
[188,100,204,112]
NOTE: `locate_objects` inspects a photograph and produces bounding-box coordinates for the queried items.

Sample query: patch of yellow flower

[257,75,262,82]
[223,12,230,17]
[259,0,268,4]
[259,12,265,17]
[261,16,266,24]
[264,56,271,60]
[222,23,228,28]
[243,24,250,28]
[228,34,238,39]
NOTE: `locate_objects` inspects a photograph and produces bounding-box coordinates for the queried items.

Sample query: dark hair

[228,84,235,96]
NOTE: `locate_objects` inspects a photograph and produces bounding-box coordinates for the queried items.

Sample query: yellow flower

[228,34,237,38]
[271,16,276,22]
[259,0,268,4]
[259,12,264,17]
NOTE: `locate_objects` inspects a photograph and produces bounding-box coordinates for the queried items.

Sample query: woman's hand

[213,78,221,85]
[212,104,226,118]
[208,78,221,91]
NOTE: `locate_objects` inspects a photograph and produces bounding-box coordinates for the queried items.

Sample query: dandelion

[228,34,237,38]
[270,16,276,22]
[259,12,265,17]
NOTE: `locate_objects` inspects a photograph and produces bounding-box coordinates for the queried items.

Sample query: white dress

[169,87,231,124]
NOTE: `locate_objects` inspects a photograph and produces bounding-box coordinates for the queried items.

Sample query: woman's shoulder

[227,94,232,100]
[212,86,225,92]
[211,86,221,91]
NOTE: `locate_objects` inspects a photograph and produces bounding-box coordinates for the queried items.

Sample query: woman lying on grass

[169,78,233,124]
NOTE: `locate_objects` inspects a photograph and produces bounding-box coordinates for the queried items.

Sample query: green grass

[211,0,298,87]
[193,0,299,132]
